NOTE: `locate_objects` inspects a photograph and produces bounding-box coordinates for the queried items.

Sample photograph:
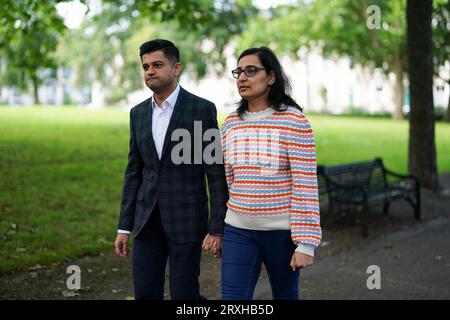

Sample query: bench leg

[383,201,391,215]
[415,191,421,220]
[406,195,421,220]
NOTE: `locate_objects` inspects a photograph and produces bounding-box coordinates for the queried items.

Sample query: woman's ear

[268,71,276,86]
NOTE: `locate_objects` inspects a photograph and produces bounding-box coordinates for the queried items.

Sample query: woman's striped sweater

[221,106,322,250]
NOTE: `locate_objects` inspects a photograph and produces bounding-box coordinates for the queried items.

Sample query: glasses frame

[231,65,267,79]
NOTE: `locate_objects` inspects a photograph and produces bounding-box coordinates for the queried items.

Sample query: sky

[56,0,298,29]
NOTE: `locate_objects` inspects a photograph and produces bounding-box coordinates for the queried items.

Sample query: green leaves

[0,0,67,102]
[432,0,450,82]
[54,0,257,104]
[1,0,257,104]
[239,0,407,70]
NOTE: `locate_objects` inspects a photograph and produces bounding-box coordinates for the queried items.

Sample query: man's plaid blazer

[117,87,228,242]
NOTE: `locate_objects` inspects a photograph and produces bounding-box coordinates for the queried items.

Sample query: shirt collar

[152,84,180,110]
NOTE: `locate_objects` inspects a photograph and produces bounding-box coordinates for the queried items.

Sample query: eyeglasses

[231,66,266,79]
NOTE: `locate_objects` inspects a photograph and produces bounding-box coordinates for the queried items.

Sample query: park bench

[317,158,421,237]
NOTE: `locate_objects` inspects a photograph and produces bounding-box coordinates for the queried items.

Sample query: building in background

[1,51,449,116]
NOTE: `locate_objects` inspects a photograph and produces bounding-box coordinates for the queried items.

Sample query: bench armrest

[384,169,420,190]
[384,168,413,179]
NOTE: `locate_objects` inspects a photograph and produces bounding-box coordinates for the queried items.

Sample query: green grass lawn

[1,107,449,273]
[309,114,450,174]
[0,107,130,273]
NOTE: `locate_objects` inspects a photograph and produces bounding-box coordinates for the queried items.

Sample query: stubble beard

[146,78,175,95]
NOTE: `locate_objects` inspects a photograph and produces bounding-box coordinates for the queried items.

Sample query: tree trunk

[32,75,40,105]
[407,0,440,190]
[392,53,404,120]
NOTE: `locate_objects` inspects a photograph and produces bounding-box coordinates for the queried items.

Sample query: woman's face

[235,54,275,103]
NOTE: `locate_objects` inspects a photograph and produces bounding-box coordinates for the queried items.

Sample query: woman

[206,47,322,300]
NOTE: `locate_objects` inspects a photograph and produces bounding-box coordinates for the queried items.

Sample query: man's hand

[202,234,223,258]
[290,252,313,271]
[114,233,130,257]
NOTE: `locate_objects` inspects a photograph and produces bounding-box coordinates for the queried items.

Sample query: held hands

[202,234,223,258]
[290,252,314,271]
[114,233,130,257]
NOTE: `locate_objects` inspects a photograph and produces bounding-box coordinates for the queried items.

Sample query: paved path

[254,217,450,299]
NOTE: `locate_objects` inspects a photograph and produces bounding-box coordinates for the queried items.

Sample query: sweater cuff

[295,243,315,257]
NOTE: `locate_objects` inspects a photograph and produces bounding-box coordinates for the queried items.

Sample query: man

[114,39,228,300]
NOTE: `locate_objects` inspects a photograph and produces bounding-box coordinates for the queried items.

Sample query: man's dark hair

[236,47,302,117]
[139,39,180,63]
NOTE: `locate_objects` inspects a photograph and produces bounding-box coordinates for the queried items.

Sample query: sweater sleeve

[221,116,234,190]
[286,113,322,249]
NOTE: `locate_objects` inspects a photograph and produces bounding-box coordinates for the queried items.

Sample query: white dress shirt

[151,84,180,159]
[118,84,180,235]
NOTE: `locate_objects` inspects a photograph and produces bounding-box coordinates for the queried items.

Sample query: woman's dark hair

[236,47,302,117]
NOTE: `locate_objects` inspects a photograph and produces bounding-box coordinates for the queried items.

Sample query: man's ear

[174,62,182,77]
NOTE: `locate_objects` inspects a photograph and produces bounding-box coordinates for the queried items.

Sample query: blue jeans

[221,224,300,300]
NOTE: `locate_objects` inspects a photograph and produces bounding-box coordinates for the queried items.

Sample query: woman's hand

[202,234,223,258]
[290,252,313,271]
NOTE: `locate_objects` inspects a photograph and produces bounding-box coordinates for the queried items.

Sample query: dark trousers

[221,224,300,300]
[132,203,204,300]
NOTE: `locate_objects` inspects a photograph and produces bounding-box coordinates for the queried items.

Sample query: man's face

[141,50,181,94]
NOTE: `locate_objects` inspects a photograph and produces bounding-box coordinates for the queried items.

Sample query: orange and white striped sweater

[221,106,322,255]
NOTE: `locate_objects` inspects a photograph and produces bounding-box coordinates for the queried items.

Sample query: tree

[407,0,439,190]
[57,0,257,104]
[238,0,407,119]
[432,0,450,122]
[0,0,66,104]
[2,0,256,104]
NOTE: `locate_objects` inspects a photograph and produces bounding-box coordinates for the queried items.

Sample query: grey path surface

[254,217,450,300]
[253,174,450,300]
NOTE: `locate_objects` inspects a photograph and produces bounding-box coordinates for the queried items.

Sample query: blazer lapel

[144,97,160,163]
[160,87,188,162]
